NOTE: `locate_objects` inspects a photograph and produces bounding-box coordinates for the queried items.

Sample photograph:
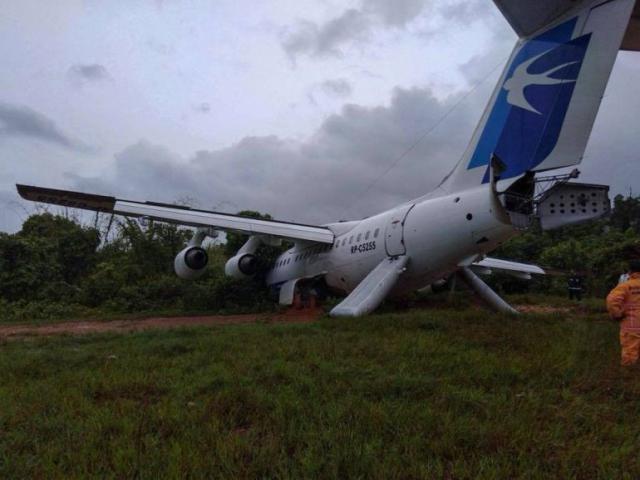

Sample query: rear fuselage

[266,184,516,296]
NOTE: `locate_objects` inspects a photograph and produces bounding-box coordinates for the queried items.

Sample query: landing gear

[457,267,518,314]
[291,279,328,311]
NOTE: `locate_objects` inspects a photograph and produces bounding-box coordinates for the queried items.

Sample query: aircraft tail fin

[442,0,638,193]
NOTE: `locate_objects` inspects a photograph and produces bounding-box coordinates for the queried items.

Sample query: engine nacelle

[225,253,258,279]
[174,246,209,280]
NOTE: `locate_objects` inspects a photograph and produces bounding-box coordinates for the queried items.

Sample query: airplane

[16,0,640,316]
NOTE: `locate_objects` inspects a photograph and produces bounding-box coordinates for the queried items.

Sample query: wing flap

[16,184,334,244]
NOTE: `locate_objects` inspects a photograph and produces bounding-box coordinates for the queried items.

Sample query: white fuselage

[265,184,517,296]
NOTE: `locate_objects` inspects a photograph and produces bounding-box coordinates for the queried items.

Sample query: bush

[3,196,640,322]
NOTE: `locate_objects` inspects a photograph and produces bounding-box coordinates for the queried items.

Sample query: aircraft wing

[471,257,546,280]
[494,0,640,50]
[16,184,334,244]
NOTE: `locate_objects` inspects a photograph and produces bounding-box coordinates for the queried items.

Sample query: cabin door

[384,204,414,257]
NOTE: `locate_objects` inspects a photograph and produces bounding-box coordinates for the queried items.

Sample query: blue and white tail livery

[444,0,638,192]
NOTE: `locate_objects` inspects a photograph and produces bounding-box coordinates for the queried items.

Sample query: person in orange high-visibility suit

[606,260,640,366]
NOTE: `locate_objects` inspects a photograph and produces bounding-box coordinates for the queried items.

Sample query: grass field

[1,305,639,479]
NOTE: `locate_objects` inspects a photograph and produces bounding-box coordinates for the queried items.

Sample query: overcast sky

[1,0,639,233]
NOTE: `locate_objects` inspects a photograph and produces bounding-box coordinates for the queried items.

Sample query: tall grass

[0,308,637,478]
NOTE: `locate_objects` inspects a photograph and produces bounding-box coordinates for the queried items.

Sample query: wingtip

[13,184,116,212]
[15,184,33,200]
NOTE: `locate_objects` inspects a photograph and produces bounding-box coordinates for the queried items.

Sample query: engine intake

[225,253,258,279]
[174,246,209,279]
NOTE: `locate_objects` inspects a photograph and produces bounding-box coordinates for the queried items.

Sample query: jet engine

[224,253,258,279]
[174,245,209,279]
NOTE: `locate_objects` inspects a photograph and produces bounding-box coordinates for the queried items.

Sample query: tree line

[1,195,639,321]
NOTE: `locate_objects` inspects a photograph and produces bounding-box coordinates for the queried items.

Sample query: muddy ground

[0,308,323,339]
[0,304,581,339]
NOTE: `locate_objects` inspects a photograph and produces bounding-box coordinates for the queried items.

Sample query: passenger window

[374,228,380,238]
[342,238,346,246]
[349,236,354,244]
[365,231,370,240]
[357,233,362,242]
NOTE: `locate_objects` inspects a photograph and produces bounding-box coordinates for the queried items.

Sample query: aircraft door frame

[384,204,414,257]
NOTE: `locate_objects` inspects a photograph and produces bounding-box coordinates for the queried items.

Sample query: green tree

[0,214,100,302]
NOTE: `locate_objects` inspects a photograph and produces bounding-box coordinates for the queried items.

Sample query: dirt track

[0,308,323,339]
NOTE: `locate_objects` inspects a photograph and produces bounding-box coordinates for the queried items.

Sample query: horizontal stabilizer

[622,2,640,50]
[330,256,409,317]
[16,184,334,244]
[495,0,640,49]
[472,257,546,276]
[494,0,588,37]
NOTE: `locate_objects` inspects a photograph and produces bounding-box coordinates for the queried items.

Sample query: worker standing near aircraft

[567,272,584,301]
[607,260,640,366]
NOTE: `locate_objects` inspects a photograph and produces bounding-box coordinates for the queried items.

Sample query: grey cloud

[280,0,493,60]
[48,55,640,229]
[320,79,353,98]
[193,102,211,114]
[363,0,428,27]
[281,10,371,60]
[0,102,89,151]
[67,63,111,85]
[0,189,29,233]
[439,0,493,24]
[146,39,174,56]
[72,86,480,224]
[281,0,434,60]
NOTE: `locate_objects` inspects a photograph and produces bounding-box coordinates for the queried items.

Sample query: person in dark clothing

[567,272,584,301]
